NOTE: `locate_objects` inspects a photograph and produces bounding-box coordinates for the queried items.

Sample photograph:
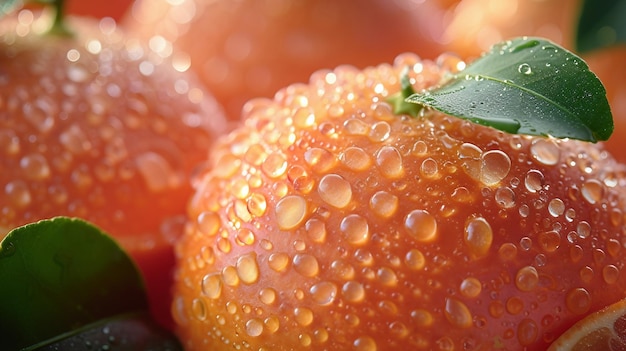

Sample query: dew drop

[581,179,604,204]
[444,298,473,328]
[309,281,338,306]
[136,152,180,192]
[530,139,560,165]
[343,118,370,136]
[517,319,538,346]
[506,296,524,315]
[405,249,426,270]
[565,288,591,315]
[5,180,32,208]
[197,212,220,236]
[236,252,260,284]
[459,277,482,298]
[515,266,539,292]
[411,309,434,327]
[464,217,493,257]
[377,267,398,287]
[602,264,620,284]
[293,253,319,277]
[191,298,207,321]
[404,210,437,242]
[294,307,314,326]
[548,198,565,217]
[495,186,516,208]
[221,265,240,286]
[304,147,336,173]
[339,146,371,171]
[538,231,561,253]
[498,243,518,261]
[525,170,544,193]
[577,221,591,239]
[318,174,352,208]
[60,125,91,155]
[331,259,355,280]
[342,281,366,302]
[353,336,377,351]
[247,193,267,217]
[275,195,307,230]
[259,288,277,305]
[264,316,280,333]
[262,152,288,178]
[268,252,290,272]
[246,318,264,337]
[369,121,391,142]
[20,153,50,181]
[375,146,404,178]
[369,191,399,218]
[518,63,532,75]
[420,158,439,178]
[480,150,511,185]
[201,273,222,299]
[341,214,369,246]
[305,218,327,243]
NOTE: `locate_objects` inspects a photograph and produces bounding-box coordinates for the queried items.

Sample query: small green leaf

[0,217,148,350]
[576,0,626,53]
[406,37,613,142]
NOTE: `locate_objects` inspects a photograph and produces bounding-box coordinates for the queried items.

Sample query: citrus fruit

[171,52,626,350]
[124,0,448,121]
[548,298,626,351]
[65,0,133,21]
[0,8,227,328]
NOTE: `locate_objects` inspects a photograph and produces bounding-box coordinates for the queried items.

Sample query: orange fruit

[442,0,626,163]
[548,298,626,350]
[124,0,448,122]
[0,8,227,328]
[65,0,133,21]
[172,53,626,350]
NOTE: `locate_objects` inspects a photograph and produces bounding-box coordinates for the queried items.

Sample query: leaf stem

[387,67,423,117]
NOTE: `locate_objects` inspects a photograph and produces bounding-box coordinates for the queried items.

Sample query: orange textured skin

[0,9,227,329]
[124,0,448,122]
[172,54,626,350]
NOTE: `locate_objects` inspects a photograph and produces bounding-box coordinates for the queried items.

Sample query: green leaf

[576,0,626,53]
[0,217,148,350]
[406,37,613,142]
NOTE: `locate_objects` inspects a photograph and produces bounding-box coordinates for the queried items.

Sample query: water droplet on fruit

[339,146,371,171]
[342,281,365,302]
[20,153,50,180]
[5,180,31,208]
[517,318,538,346]
[405,210,437,242]
[262,152,288,178]
[304,148,336,173]
[369,121,391,142]
[581,179,604,204]
[530,139,560,165]
[405,249,426,270]
[377,267,398,287]
[420,158,439,178]
[460,277,482,298]
[191,298,207,320]
[411,309,434,327]
[375,146,404,178]
[60,125,91,154]
[305,218,327,243]
[236,252,260,284]
[480,150,511,185]
[515,266,539,292]
[136,152,180,192]
[293,253,319,277]
[264,316,280,333]
[222,265,240,286]
[268,253,290,272]
[246,318,264,337]
[565,287,591,314]
[353,336,377,351]
[525,170,544,193]
[577,221,591,239]
[294,307,314,326]
[603,264,620,284]
[318,174,352,208]
[259,287,277,305]
[547,198,565,217]
[444,298,473,328]
[369,191,399,218]
[201,273,222,299]
[310,281,337,305]
[464,217,493,257]
[197,212,220,236]
[343,118,370,136]
[506,296,524,315]
[247,193,267,217]
[275,195,307,230]
[341,214,369,246]
[495,186,516,208]
[538,231,560,252]
[331,259,355,280]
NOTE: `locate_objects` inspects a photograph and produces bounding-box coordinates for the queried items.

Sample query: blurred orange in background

[123,0,449,122]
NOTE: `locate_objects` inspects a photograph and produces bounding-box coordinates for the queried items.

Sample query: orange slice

[548,299,626,351]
